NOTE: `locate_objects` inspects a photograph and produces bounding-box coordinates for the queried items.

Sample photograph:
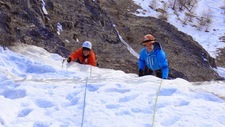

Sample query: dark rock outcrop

[0,0,223,81]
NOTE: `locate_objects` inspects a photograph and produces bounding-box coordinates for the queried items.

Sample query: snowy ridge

[0,44,225,127]
[132,0,225,58]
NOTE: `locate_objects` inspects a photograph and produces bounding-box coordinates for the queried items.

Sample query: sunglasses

[82,47,90,51]
[142,40,154,43]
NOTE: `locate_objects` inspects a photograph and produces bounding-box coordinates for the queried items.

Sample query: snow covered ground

[0,44,225,127]
[0,0,225,127]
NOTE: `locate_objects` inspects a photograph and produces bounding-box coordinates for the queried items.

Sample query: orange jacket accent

[69,47,97,66]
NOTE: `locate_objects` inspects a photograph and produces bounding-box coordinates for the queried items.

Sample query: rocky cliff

[0,0,223,81]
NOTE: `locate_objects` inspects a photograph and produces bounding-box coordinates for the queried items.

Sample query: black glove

[138,69,144,77]
[67,57,71,63]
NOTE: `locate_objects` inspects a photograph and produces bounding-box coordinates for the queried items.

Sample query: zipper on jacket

[150,57,154,69]
[147,56,154,69]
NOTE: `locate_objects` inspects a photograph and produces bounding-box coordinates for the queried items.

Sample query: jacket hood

[153,42,162,50]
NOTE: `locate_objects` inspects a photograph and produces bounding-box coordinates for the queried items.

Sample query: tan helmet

[141,34,155,44]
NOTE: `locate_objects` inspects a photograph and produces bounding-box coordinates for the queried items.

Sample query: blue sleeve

[162,67,169,79]
[138,49,145,70]
[158,50,169,79]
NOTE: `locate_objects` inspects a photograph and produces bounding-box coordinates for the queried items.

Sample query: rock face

[0,0,223,81]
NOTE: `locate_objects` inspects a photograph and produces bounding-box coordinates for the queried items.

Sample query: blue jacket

[138,42,169,79]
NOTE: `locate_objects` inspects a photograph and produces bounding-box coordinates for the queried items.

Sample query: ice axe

[61,58,67,68]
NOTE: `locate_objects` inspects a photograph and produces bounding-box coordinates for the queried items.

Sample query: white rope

[81,76,88,127]
[81,66,93,127]
[151,79,163,127]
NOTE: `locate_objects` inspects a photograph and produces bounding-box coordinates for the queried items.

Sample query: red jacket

[69,47,97,66]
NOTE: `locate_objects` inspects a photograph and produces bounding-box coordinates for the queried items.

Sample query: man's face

[145,42,154,52]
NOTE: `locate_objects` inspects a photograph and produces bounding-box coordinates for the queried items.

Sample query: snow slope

[0,44,225,127]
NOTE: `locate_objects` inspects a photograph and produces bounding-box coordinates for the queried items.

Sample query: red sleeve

[88,51,97,66]
[69,48,82,61]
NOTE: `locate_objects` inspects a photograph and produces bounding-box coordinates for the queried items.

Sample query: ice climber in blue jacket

[138,34,169,79]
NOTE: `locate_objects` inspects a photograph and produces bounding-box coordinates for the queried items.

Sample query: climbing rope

[81,66,93,127]
[81,76,88,127]
[151,79,163,127]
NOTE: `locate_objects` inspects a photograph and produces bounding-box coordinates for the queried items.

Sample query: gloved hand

[67,57,71,63]
[138,69,144,77]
